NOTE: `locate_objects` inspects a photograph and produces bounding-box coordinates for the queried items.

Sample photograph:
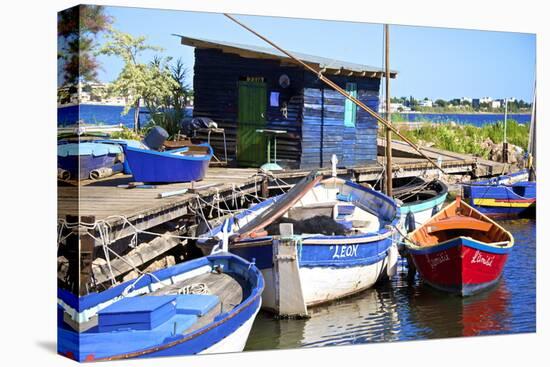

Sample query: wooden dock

[57,144,513,295]
[58,142,506,248]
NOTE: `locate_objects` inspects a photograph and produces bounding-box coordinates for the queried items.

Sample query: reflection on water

[245,219,535,351]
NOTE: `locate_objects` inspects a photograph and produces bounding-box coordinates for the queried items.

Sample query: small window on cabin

[344,83,357,127]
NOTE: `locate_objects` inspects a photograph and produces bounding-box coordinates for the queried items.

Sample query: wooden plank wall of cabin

[192,49,304,168]
[301,74,380,169]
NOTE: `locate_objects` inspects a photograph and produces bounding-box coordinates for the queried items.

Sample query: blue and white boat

[462,169,536,218]
[197,173,400,315]
[57,253,263,361]
[393,178,448,233]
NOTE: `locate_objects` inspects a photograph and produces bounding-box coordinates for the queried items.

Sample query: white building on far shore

[418,99,433,108]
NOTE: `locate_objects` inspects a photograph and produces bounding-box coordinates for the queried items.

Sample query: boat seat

[175,294,220,317]
[179,146,210,155]
[426,216,492,234]
[98,295,176,332]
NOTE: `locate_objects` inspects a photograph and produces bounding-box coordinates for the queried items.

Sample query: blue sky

[93,6,536,102]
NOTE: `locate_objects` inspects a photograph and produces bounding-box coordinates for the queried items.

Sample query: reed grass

[397,120,529,158]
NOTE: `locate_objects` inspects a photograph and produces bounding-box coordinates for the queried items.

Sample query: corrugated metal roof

[176,35,397,78]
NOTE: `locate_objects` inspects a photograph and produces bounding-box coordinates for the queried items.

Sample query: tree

[449,98,461,106]
[434,99,448,108]
[143,57,192,137]
[98,30,178,132]
[58,5,112,85]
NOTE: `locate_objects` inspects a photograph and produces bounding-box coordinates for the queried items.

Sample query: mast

[528,81,536,180]
[384,24,392,197]
[503,98,508,163]
[223,13,446,175]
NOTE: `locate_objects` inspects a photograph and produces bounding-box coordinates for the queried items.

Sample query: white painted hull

[199,300,261,354]
[399,206,438,230]
[260,257,390,311]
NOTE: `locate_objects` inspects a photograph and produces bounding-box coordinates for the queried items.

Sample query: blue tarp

[57,142,123,157]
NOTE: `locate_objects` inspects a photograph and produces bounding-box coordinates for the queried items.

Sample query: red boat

[405,197,514,296]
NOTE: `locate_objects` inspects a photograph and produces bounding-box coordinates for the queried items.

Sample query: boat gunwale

[124,142,214,162]
[405,199,514,253]
[398,179,449,210]
[199,179,400,245]
[405,234,514,255]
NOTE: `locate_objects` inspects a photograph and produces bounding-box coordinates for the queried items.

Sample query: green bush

[110,126,142,140]
[397,119,529,158]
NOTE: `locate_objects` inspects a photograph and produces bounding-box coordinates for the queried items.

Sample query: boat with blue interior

[57,252,263,361]
[197,171,400,316]
[462,169,536,218]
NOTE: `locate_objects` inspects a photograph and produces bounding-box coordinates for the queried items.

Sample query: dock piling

[273,224,308,318]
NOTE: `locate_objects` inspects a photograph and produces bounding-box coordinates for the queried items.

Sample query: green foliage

[110,126,142,140]
[144,57,192,138]
[98,30,178,131]
[58,5,112,85]
[398,120,529,158]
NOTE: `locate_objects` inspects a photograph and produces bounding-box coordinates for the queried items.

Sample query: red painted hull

[409,238,510,296]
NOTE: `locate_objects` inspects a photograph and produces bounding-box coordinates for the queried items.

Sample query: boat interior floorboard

[147,271,248,333]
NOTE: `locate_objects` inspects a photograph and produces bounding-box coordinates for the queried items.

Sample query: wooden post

[79,215,96,296]
[63,215,97,296]
[64,215,80,295]
[384,24,393,197]
[273,223,308,318]
[261,176,269,198]
[133,99,141,133]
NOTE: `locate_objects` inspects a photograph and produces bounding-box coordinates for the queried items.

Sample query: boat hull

[123,144,212,183]
[57,253,263,361]
[57,141,125,180]
[200,236,396,311]
[462,170,536,218]
[58,154,119,180]
[407,236,511,296]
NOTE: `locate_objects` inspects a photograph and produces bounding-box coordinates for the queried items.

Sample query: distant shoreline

[394,111,531,115]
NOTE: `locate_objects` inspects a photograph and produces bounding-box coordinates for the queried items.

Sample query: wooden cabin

[178,36,397,169]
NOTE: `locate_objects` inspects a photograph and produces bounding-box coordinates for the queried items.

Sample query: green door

[237,81,267,167]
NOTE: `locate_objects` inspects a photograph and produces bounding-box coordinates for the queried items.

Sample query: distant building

[472,98,480,109]
[491,100,502,109]
[379,101,411,113]
[479,96,493,104]
[460,97,472,104]
[58,82,130,106]
[419,99,433,108]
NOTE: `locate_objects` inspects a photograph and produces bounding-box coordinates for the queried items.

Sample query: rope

[178,283,211,295]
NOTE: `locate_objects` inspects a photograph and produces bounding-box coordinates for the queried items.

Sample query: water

[57,104,194,127]
[396,113,531,126]
[57,105,530,128]
[244,219,536,351]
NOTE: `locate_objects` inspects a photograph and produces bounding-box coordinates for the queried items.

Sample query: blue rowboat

[122,143,213,183]
[462,169,536,218]
[394,178,448,233]
[197,174,400,315]
[57,253,263,361]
